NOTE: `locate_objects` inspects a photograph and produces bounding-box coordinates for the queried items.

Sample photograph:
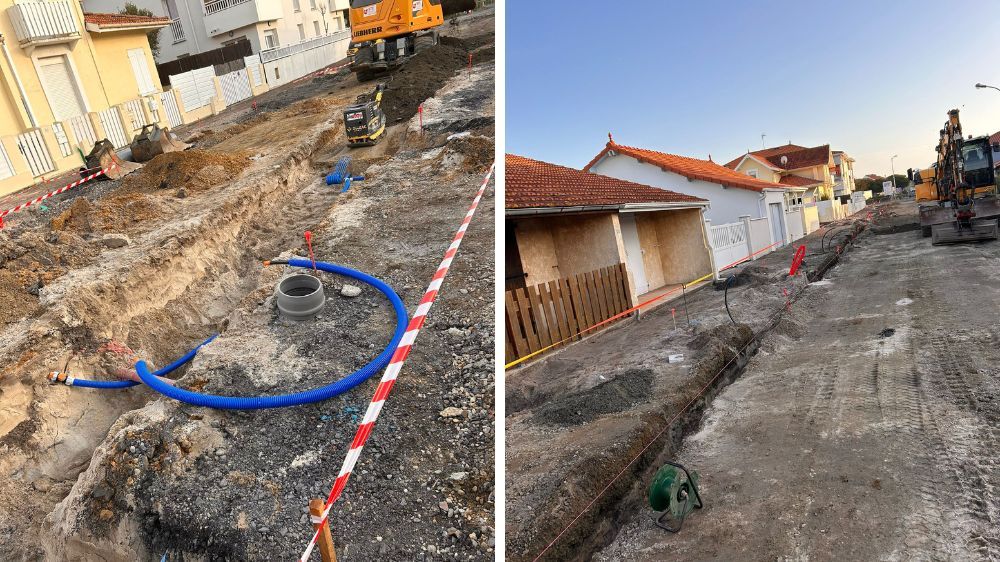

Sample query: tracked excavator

[348,0,443,81]
[918,109,1000,244]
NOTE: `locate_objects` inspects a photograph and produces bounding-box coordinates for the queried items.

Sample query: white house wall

[83,0,350,64]
[589,154,767,224]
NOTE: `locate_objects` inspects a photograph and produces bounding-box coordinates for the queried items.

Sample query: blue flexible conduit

[69,259,407,410]
[69,334,219,389]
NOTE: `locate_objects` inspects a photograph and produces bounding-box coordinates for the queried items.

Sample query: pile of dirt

[382,37,480,122]
[51,197,95,233]
[0,229,98,326]
[120,150,249,194]
[536,369,655,425]
[448,135,494,173]
[443,0,475,14]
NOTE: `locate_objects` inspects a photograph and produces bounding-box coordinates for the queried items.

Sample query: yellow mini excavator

[348,0,444,81]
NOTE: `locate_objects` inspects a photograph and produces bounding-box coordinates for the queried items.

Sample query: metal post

[682,284,690,325]
[309,499,338,562]
[890,154,898,195]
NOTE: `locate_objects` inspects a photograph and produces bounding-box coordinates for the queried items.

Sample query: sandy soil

[0,9,494,561]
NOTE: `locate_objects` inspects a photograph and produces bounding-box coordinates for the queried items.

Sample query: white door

[619,213,649,295]
[769,203,786,246]
[38,56,86,121]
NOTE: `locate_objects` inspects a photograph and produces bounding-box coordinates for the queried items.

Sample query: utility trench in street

[598,202,1000,560]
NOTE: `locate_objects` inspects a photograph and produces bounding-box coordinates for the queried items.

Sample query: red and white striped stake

[298,162,495,562]
[468,53,473,73]
[0,163,117,228]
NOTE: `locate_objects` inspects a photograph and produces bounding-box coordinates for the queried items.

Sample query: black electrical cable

[724,275,736,325]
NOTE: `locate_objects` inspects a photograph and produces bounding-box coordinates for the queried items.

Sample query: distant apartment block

[83,0,351,63]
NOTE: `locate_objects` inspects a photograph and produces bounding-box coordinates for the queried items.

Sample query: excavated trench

[507,213,880,562]
[1,21,495,559]
[0,98,407,562]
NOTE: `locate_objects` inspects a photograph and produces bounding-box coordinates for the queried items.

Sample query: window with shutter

[128,49,156,95]
[38,56,87,121]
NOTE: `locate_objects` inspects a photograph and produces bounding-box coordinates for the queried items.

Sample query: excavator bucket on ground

[81,139,141,181]
[130,124,189,162]
[931,220,999,245]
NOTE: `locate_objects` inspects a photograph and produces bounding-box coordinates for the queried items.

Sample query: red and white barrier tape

[0,163,117,220]
[298,162,495,561]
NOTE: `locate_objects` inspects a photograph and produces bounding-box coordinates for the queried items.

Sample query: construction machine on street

[918,109,1000,244]
[343,83,387,147]
[348,0,444,81]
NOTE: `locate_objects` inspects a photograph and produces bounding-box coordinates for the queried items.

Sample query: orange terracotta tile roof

[84,12,171,29]
[778,174,822,188]
[725,143,832,171]
[991,131,1000,145]
[584,142,789,193]
[506,154,706,209]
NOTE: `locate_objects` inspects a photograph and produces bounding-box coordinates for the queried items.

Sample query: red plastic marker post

[418,103,423,133]
[788,245,806,276]
[304,231,317,273]
[468,53,473,73]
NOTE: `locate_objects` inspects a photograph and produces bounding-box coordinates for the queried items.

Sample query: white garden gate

[98,107,130,149]
[219,68,252,106]
[160,90,183,128]
[169,66,217,112]
[709,221,749,270]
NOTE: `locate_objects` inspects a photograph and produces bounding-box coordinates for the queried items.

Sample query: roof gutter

[506,201,708,216]
[85,22,171,33]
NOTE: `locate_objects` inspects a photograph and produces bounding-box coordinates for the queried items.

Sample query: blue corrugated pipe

[50,335,218,389]
[60,259,407,410]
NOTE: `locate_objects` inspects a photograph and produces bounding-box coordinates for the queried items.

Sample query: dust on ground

[505,205,881,561]
[597,199,1000,560]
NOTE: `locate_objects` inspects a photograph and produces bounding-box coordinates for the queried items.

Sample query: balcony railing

[169,18,186,43]
[7,0,80,46]
[204,0,252,15]
[202,0,282,37]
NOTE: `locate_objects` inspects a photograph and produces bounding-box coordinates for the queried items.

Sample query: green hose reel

[648,461,703,532]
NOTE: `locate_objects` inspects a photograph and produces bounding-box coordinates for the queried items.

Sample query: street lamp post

[976,82,1000,93]
[890,154,899,195]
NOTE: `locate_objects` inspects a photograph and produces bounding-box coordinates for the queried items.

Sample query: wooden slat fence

[505,263,631,365]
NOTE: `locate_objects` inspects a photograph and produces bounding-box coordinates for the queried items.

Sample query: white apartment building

[83,0,351,63]
[832,150,856,200]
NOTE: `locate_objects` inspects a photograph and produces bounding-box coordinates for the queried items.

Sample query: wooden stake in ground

[309,499,337,562]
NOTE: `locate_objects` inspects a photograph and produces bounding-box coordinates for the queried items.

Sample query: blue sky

[506,0,1000,176]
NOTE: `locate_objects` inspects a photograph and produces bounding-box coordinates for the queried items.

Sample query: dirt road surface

[598,200,1000,560]
[0,8,494,561]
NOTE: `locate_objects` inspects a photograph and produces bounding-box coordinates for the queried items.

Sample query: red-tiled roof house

[585,139,810,251]
[506,153,713,304]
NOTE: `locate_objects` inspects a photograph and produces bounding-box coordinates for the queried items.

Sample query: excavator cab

[348,0,443,80]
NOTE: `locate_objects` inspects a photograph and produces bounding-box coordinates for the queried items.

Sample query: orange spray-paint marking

[304,231,317,273]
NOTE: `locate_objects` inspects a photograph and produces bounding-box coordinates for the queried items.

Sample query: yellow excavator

[918,109,1000,244]
[348,0,444,81]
